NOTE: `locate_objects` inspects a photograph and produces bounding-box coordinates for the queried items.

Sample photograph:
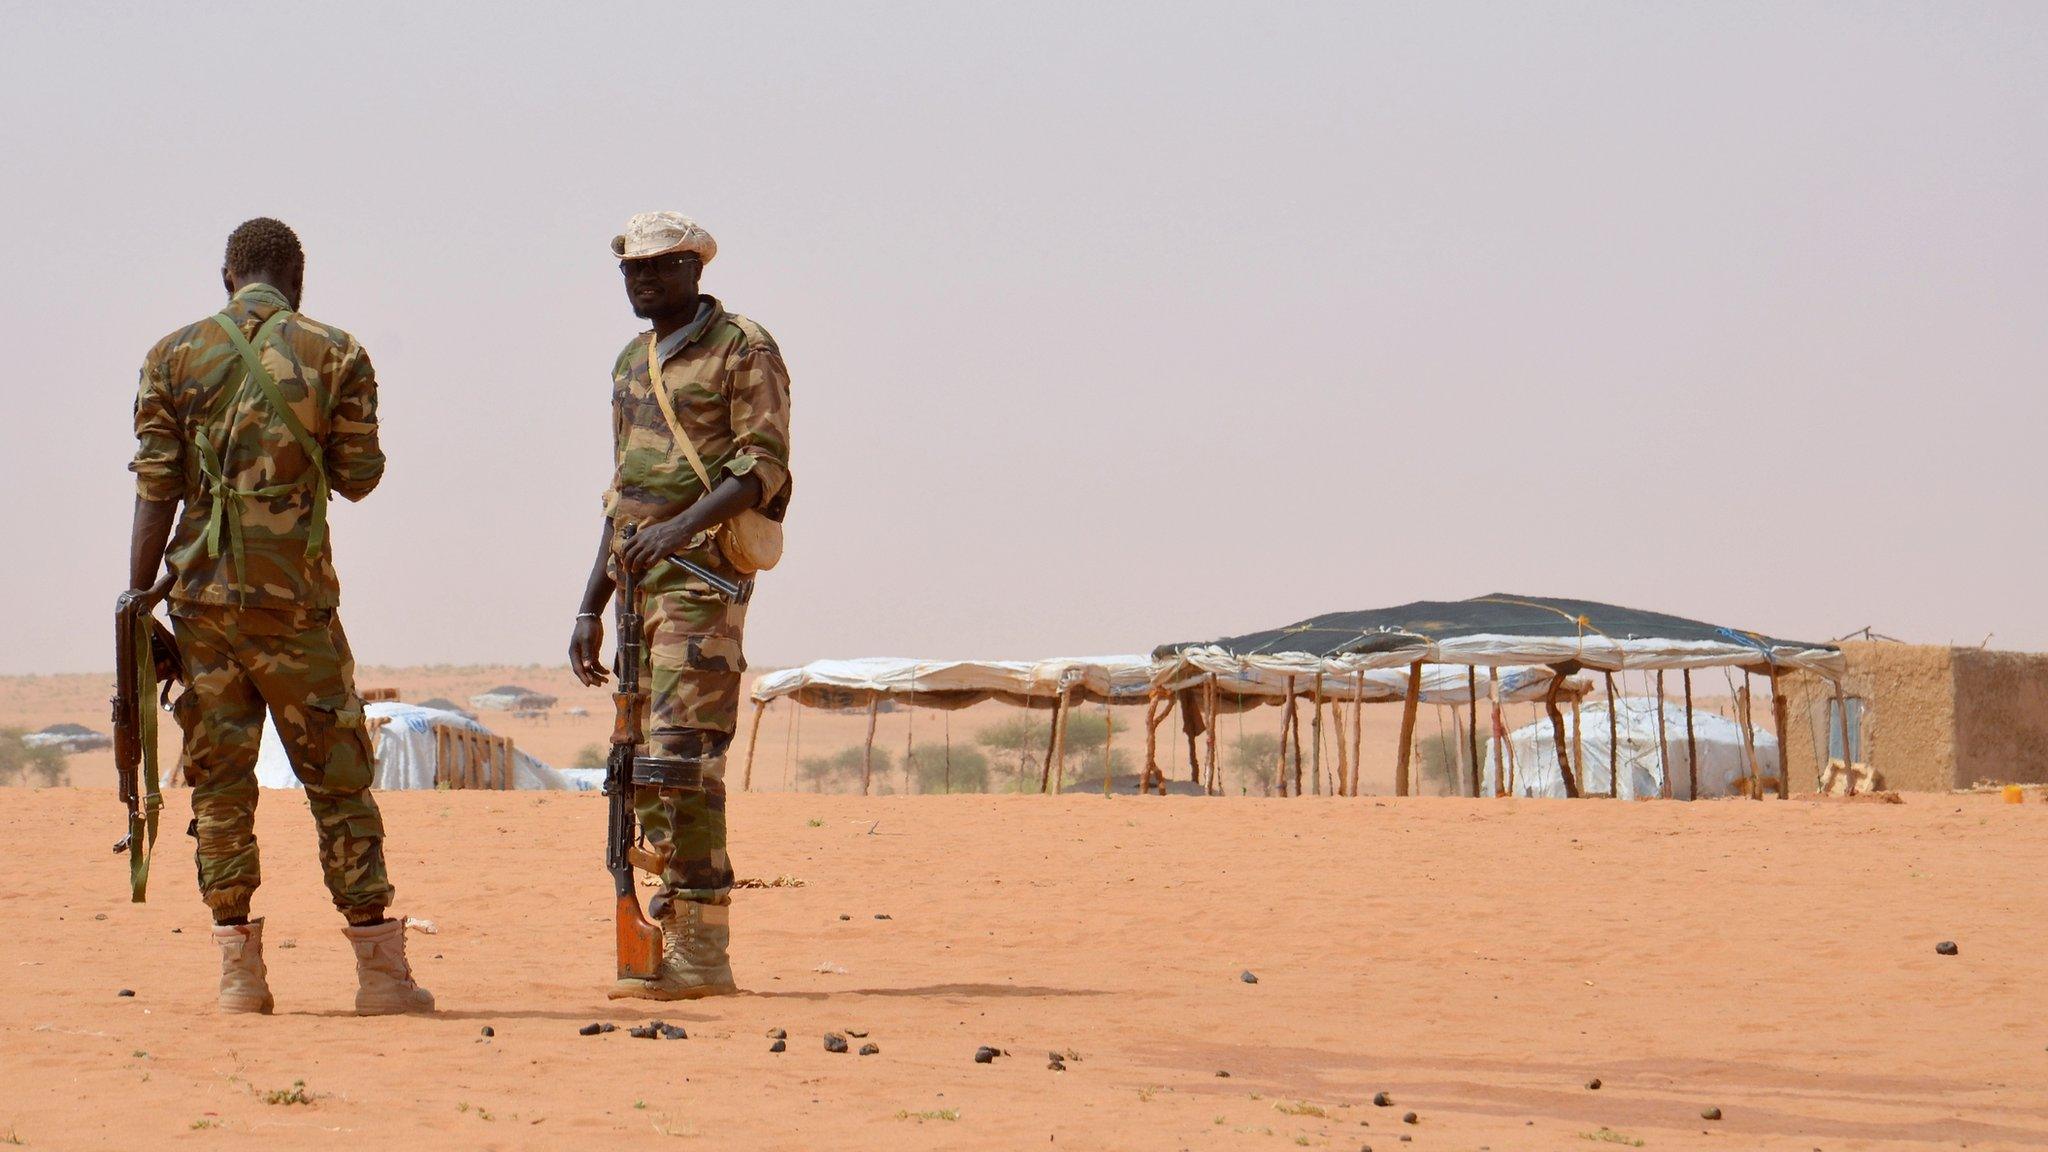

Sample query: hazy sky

[3,2,2044,675]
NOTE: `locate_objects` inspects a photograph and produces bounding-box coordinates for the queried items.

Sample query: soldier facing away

[569,212,793,999]
[127,217,433,1015]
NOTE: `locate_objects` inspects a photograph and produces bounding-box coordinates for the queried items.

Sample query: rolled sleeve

[723,345,791,507]
[324,341,386,502]
[129,358,184,502]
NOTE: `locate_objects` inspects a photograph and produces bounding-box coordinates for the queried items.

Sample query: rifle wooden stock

[605,527,664,978]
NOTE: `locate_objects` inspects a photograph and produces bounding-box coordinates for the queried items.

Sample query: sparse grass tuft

[263,1081,312,1106]
[1275,1101,1327,1118]
[806,818,825,827]
[189,1119,219,1130]
[1582,1128,1645,1147]
[0,1128,21,1146]
[894,1109,960,1122]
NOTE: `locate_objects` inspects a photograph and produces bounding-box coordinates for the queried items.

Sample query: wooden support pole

[1331,698,1351,798]
[1544,667,1581,798]
[1737,673,1761,800]
[1394,661,1424,797]
[862,696,879,796]
[1683,669,1700,800]
[1654,671,1672,799]
[1467,667,1482,798]
[1142,690,1164,795]
[741,699,766,792]
[1604,671,1620,799]
[1203,675,1219,796]
[1310,672,1325,797]
[1488,667,1505,797]
[1349,673,1364,797]
[1572,692,1585,795]
[1288,681,1306,797]
[1275,678,1294,797]
[1101,700,1115,795]
[1769,669,1790,798]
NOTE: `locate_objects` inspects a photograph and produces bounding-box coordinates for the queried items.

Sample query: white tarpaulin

[751,656,1157,710]
[1485,698,1777,800]
[255,702,593,791]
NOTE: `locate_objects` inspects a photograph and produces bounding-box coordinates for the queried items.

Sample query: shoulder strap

[208,312,330,557]
[647,334,716,492]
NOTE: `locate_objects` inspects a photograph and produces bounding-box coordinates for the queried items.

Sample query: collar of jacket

[227,282,292,313]
[651,295,723,362]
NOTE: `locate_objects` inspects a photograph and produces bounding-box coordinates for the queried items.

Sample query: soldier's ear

[221,265,233,295]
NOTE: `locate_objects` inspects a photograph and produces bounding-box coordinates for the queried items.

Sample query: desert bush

[797,745,892,794]
[0,729,67,787]
[573,744,605,771]
[910,744,990,793]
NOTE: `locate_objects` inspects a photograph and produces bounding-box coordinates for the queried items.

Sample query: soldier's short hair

[224,217,303,278]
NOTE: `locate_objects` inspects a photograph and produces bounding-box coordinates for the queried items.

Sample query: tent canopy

[753,655,1586,713]
[1489,698,1779,801]
[1156,593,1843,676]
[256,702,589,791]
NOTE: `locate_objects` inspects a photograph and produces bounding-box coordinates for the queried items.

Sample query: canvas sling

[645,334,783,572]
[198,310,330,600]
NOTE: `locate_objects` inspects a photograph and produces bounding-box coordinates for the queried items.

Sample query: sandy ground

[1,786,2043,1151]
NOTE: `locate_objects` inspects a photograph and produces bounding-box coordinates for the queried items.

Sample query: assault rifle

[111,575,181,901]
[607,528,665,978]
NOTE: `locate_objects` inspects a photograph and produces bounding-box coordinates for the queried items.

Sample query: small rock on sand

[1402,1112,1418,1125]
[769,1039,786,1053]
[1936,941,1959,956]
[838,914,851,921]
[481,1026,494,1038]
[874,914,892,920]
[1373,1092,1392,1107]
[579,1023,604,1036]
[824,1033,849,1053]
[1586,1078,1601,1090]
[629,1025,658,1039]
[1047,1059,1064,1071]
[846,1028,869,1038]
[1216,1070,1230,1078]
[1701,1106,1722,1120]
[974,1045,1000,1064]
[766,1027,787,1039]
[859,1043,880,1056]
[117,989,135,998]
[1240,970,1259,984]
[659,1023,687,1040]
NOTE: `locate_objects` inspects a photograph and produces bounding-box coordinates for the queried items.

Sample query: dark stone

[600,1023,617,1033]
[1373,1092,1392,1107]
[579,1023,603,1036]
[974,1046,999,1064]
[1586,1078,1600,1090]
[1701,1106,1722,1121]
[838,914,851,921]
[1216,1070,1231,1078]
[1047,1060,1065,1071]
[117,989,135,998]
[629,1025,658,1039]
[481,1026,494,1038]
[1402,1112,1418,1125]
[769,1039,786,1053]
[847,1028,869,1038]
[875,914,892,920]
[824,1033,849,1053]
[1240,970,1259,984]
[767,1027,787,1039]
[859,1043,880,1056]
[1936,941,1959,956]
[660,1023,688,1040]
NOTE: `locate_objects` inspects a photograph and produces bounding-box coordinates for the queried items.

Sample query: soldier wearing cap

[127,217,434,1015]
[568,211,792,999]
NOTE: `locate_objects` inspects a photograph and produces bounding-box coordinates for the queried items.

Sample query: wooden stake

[1572,691,1585,795]
[1769,669,1791,798]
[1683,669,1699,801]
[1833,677,1856,797]
[1331,697,1352,798]
[1204,675,1220,796]
[1288,682,1306,797]
[944,710,952,794]
[1350,673,1364,797]
[1276,677,1294,797]
[1737,674,1761,800]
[1488,667,1505,797]
[1310,672,1325,797]
[1654,671,1672,800]
[1544,667,1581,798]
[1142,690,1164,795]
[1394,661,1424,797]
[1052,687,1072,794]
[862,696,879,797]
[1101,700,1115,795]
[1604,671,1620,799]
[1467,666,1482,798]
[741,699,766,792]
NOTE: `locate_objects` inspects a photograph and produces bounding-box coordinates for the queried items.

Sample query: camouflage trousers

[632,565,747,907]
[169,603,391,925]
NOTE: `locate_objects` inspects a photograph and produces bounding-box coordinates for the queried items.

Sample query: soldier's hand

[620,513,696,575]
[569,616,610,687]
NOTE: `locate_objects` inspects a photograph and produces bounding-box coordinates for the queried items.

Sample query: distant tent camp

[23,723,111,754]
[416,697,478,720]
[254,703,591,791]
[468,685,558,712]
[1488,698,1779,800]
[1155,594,1841,799]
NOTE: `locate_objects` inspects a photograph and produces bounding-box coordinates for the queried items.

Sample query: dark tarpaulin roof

[1156,593,1839,669]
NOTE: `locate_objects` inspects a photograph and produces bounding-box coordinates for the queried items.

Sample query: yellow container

[2003,785,2024,804]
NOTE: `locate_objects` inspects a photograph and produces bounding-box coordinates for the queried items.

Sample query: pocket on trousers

[170,687,203,734]
[685,634,747,674]
[308,695,376,792]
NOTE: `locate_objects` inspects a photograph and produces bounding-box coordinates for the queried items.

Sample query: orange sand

[2,787,2044,1150]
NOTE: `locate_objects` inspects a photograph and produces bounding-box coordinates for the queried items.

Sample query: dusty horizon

[4,3,2045,676]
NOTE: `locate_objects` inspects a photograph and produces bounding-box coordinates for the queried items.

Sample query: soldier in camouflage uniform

[127,218,433,1016]
[569,212,792,1000]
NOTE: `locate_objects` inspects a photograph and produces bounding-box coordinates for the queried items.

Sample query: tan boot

[609,900,736,1001]
[211,919,274,1015]
[343,919,436,1015]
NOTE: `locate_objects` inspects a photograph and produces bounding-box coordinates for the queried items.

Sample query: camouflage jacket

[605,296,791,591]
[131,282,384,610]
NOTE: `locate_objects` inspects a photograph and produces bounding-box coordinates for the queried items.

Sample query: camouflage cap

[612,212,718,264]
